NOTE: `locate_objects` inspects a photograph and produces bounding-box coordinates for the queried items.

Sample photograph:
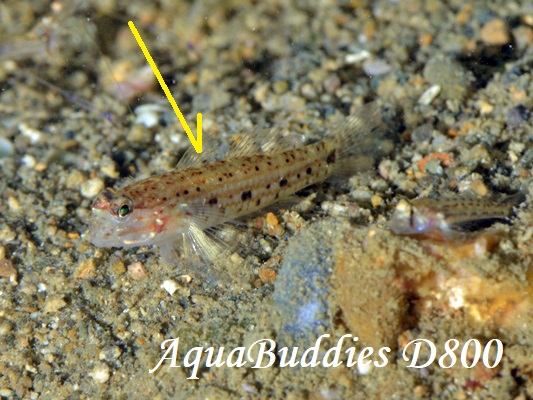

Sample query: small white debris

[357,360,373,375]
[21,154,37,168]
[161,280,179,296]
[345,50,371,64]
[363,59,392,76]
[7,196,21,212]
[134,104,168,128]
[25,364,38,374]
[89,364,110,383]
[18,123,43,144]
[477,99,494,114]
[418,85,441,105]
[81,178,105,198]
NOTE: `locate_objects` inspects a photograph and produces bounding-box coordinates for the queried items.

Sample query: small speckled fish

[390,193,526,237]
[87,104,383,266]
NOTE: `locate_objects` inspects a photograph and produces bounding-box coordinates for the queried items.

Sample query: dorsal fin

[176,133,228,169]
[176,125,303,169]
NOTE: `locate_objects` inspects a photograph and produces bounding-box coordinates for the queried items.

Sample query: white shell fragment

[345,50,371,64]
[418,85,441,105]
[134,104,169,128]
[161,279,179,296]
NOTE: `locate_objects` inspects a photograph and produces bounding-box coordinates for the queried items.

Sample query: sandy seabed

[0,0,532,399]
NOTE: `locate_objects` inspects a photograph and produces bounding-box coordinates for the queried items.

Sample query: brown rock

[480,19,511,46]
[334,229,407,349]
[0,259,17,279]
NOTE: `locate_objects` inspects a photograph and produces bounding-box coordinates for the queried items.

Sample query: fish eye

[118,204,130,218]
[116,197,133,219]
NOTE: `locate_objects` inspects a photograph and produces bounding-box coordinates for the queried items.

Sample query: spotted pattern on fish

[86,103,383,265]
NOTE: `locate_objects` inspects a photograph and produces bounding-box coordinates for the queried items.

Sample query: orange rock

[419,33,433,46]
[258,267,277,284]
[418,152,454,172]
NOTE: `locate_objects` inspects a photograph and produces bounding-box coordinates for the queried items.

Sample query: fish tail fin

[498,190,528,217]
[501,191,527,206]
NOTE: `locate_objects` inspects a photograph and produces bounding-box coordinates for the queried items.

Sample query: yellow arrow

[128,21,202,153]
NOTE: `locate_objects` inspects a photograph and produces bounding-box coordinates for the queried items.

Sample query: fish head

[389,199,434,235]
[87,188,173,248]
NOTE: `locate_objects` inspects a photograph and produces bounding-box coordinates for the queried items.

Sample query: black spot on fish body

[208,197,218,205]
[326,151,336,164]
[241,190,252,201]
[280,178,288,187]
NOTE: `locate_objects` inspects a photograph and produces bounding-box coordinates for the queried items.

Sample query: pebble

[110,260,126,275]
[370,194,383,208]
[0,259,17,279]
[506,105,530,128]
[423,157,444,175]
[7,196,21,213]
[323,74,341,94]
[89,364,110,383]
[18,123,43,144]
[43,296,67,313]
[363,59,392,76]
[418,85,441,105]
[127,262,149,280]
[258,267,277,284]
[480,19,511,46]
[66,170,86,189]
[21,154,37,168]
[272,80,289,94]
[133,104,168,129]
[73,258,97,280]
[357,360,373,375]
[423,54,473,100]
[99,346,122,362]
[457,179,489,197]
[127,123,153,143]
[300,83,317,99]
[345,50,371,64]
[477,99,494,114]
[512,26,533,49]
[161,279,179,296]
[80,177,104,198]
[0,137,14,158]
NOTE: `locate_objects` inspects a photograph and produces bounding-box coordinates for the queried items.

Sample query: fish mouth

[116,225,157,246]
[88,208,158,248]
